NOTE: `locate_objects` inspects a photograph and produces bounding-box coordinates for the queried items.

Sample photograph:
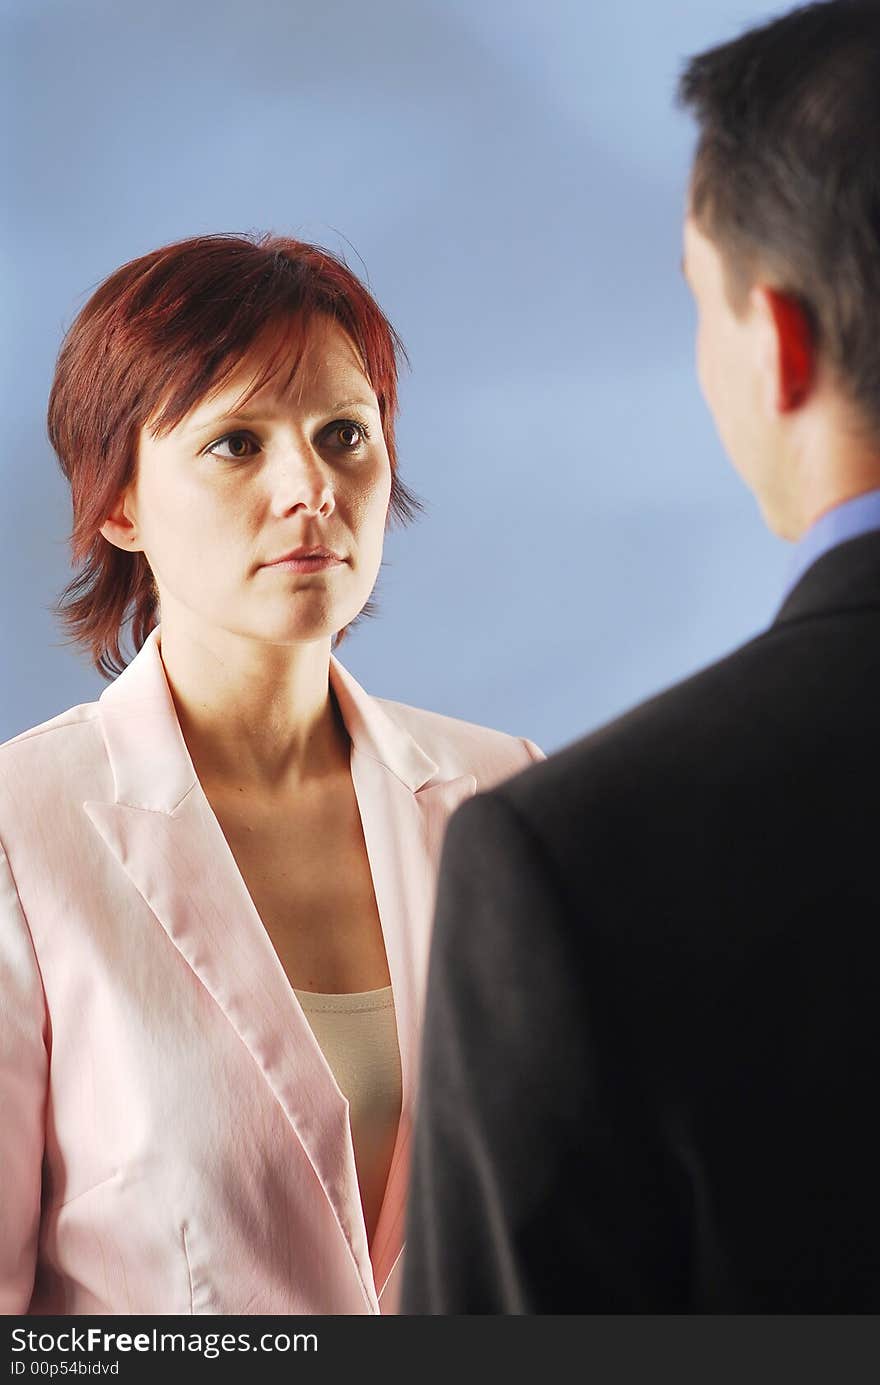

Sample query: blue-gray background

[1,0,792,750]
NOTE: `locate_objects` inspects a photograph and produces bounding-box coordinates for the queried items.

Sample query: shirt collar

[782,487,880,602]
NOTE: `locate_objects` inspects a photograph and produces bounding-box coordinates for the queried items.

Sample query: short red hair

[48,232,420,678]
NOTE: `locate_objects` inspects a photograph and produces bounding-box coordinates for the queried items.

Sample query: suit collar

[773,528,880,628]
[779,488,880,606]
[96,624,439,810]
[328,655,437,793]
[87,623,469,1309]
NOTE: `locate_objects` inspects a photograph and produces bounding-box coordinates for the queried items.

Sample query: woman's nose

[271,441,335,517]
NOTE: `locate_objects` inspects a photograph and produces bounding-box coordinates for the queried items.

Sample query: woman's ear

[752,285,815,415]
[100,490,143,553]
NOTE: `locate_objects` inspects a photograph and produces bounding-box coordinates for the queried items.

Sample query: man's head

[678,0,880,539]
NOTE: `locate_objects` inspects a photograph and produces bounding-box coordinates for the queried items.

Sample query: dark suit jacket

[401,531,880,1313]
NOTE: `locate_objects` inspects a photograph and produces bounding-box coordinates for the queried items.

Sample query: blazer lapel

[328,658,476,1298]
[83,628,476,1310]
[83,629,376,1309]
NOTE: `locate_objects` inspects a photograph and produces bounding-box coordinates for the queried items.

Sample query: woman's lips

[262,549,344,573]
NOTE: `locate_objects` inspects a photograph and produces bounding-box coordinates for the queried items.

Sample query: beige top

[293,985,402,1248]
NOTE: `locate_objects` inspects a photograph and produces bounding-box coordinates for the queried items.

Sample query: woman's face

[104,315,392,648]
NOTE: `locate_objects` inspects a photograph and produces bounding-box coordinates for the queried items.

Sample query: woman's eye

[205,432,259,461]
[330,420,370,450]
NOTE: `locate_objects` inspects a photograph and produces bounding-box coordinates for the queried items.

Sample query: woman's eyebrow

[185,397,380,433]
[324,397,380,415]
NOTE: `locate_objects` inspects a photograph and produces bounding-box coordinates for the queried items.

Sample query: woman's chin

[259,608,364,647]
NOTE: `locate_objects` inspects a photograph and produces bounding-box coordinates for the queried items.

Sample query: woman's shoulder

[373,694,544,791]
[0,700,105,804]
[2,698,101,753]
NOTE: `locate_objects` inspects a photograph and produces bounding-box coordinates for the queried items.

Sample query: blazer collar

[96,625,439,810]
[329,655,438,794]
[773,528,880,629]
[87,623,469,1310]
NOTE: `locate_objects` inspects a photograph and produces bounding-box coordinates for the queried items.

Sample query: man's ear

[753,285,815,415]
[99,490,143,553]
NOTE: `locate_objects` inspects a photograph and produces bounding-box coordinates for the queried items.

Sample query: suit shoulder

[494,627,791,819]
[0,702,102,796]
[375,696,541,790]
[1,700,100,753]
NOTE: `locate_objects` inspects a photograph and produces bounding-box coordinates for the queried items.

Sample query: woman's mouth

[261,546,345,573]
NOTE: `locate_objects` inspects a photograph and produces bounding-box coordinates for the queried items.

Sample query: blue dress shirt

[782,488,880,602]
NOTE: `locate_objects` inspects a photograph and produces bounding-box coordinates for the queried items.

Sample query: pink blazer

[0,627,542,1316]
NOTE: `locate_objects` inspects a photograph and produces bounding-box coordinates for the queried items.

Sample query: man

[401,0,880,1313]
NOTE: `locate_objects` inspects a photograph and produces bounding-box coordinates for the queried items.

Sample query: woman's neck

[156,618,350,795]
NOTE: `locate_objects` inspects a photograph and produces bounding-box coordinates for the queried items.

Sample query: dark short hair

[48,233,421,678]
[678,0,880,437]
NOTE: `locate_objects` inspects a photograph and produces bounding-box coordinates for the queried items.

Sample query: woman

[0,233,543,1316]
